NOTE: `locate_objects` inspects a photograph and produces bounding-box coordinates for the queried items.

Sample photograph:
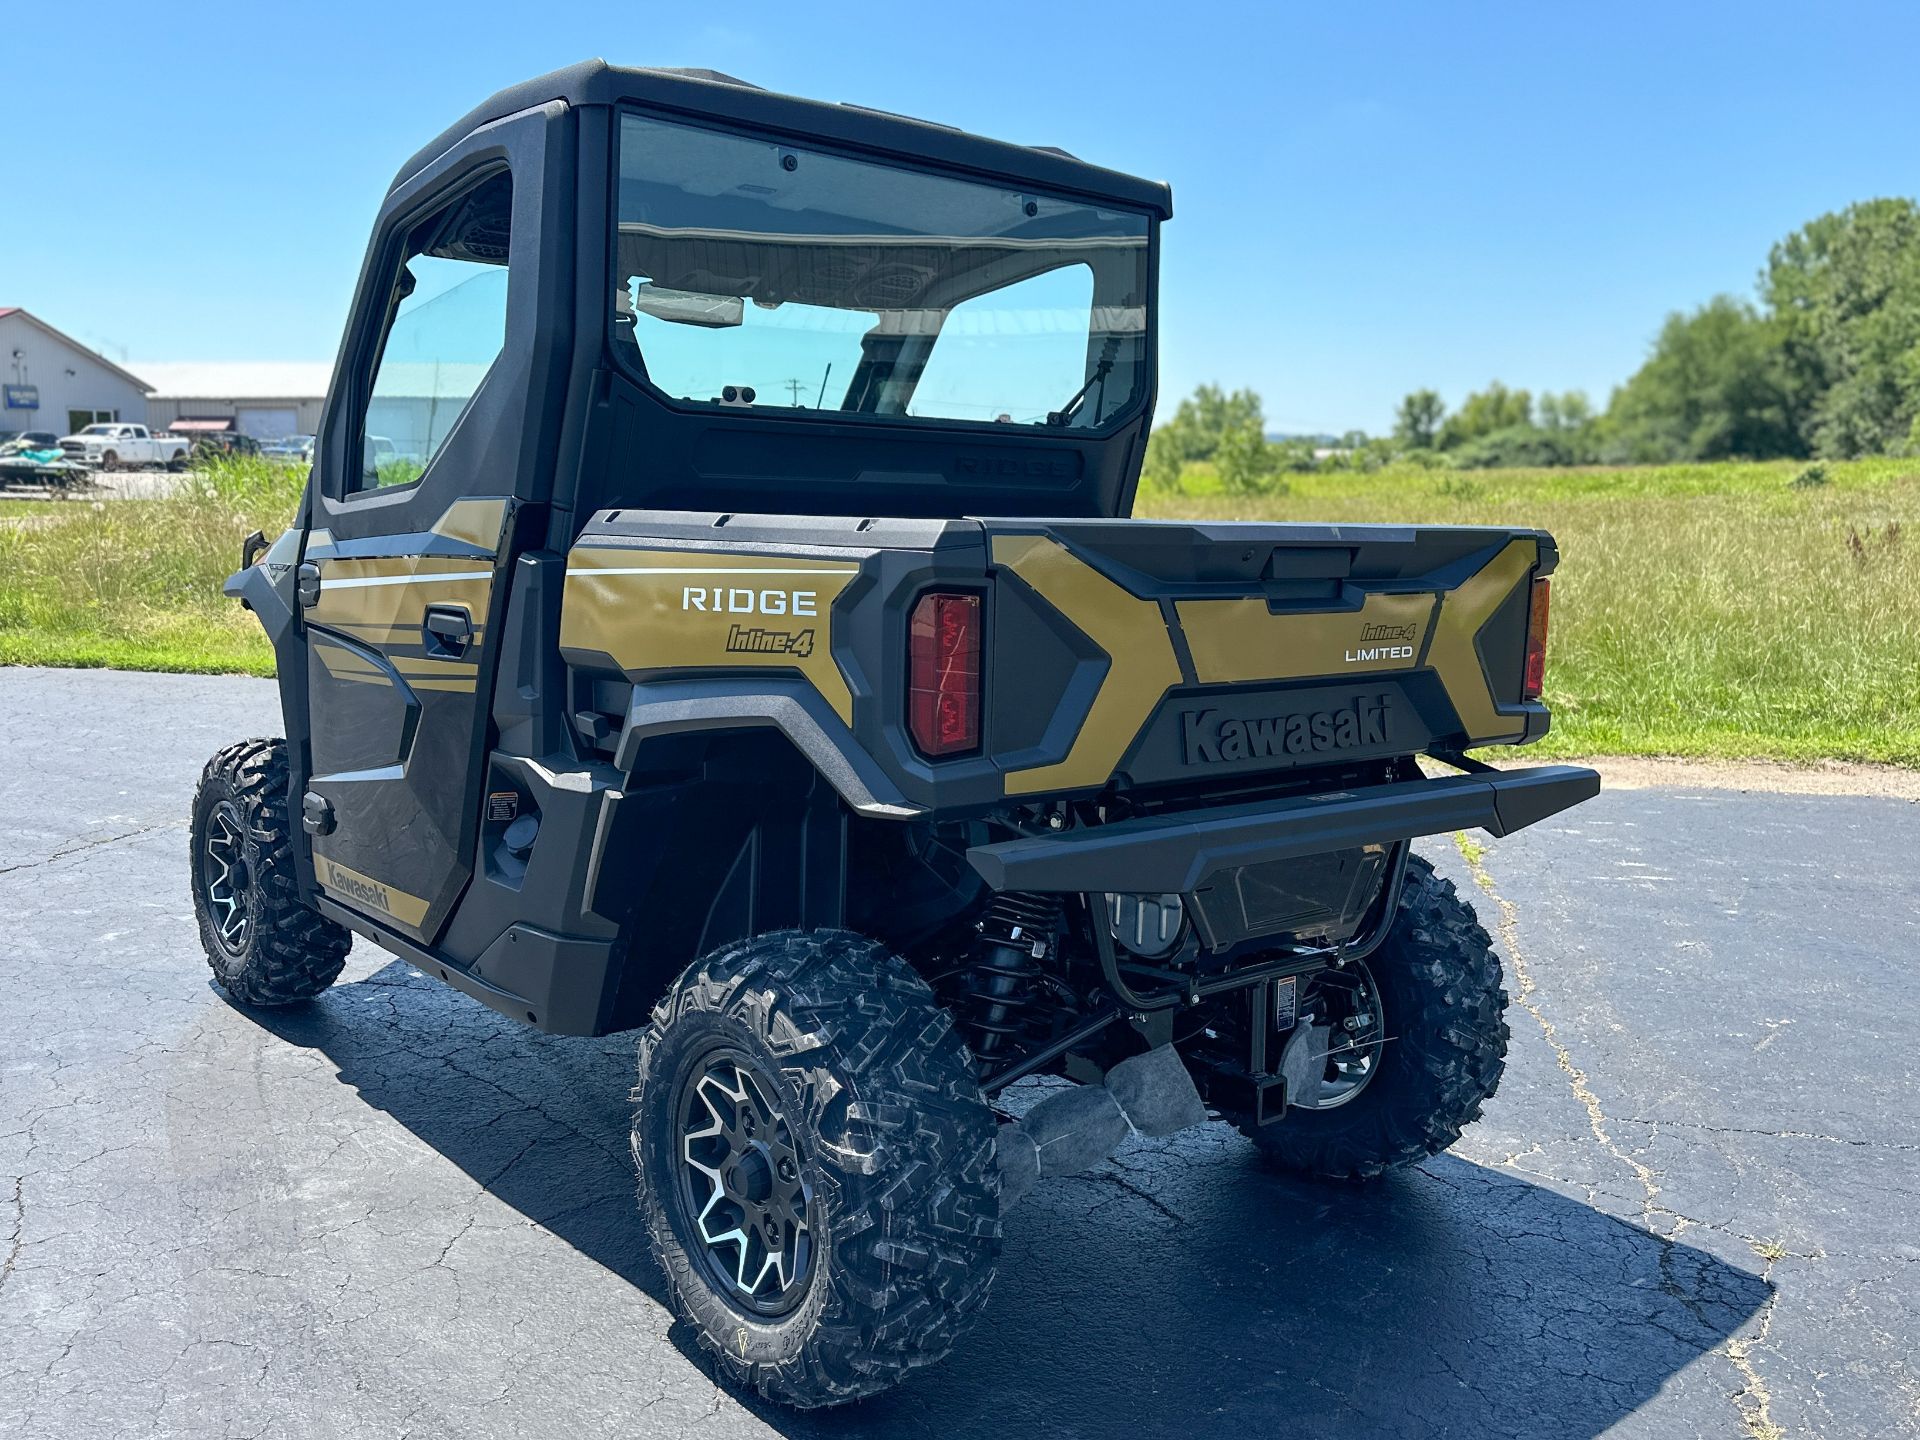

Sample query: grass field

[0,462,298,677]
[1,457,1915,765]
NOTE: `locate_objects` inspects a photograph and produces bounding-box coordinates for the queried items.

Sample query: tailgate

[984,519,1553,796]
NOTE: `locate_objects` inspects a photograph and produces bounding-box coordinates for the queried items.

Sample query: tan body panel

[992,534,1183,795]
[302,555,494,664]
[559,545,862,723]
[312,637,480,693]
[1178,589,1437,682]
[312,853,431,928]
[1427,538,1537,741]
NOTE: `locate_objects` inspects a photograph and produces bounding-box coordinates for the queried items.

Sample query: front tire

[190,738,351,1005]
[634,930,1000,1409]
[1239,852,1509,1180]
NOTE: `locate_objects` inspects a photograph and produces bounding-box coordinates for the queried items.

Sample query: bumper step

[966,764,1600,894]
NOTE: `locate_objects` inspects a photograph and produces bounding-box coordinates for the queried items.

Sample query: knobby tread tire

[633,929,1001,1409]
[1241,852,1510,1181]
[191,737,350,1006]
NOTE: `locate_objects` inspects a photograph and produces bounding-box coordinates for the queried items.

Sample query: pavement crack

[1457,836,1782,1438]
[0,821,178,877]
[1454,837,1667,1227]
[1618,1115,1920,1152]
[1084,1163,1186,1225]
[431,1214,477,1271]
[481,1130,550,1190]
[1726,1249,1785,1440]
[0,1175,21,1297]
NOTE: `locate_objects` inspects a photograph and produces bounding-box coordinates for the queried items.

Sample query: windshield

[80,425,116,435]
[614,112,1151,430]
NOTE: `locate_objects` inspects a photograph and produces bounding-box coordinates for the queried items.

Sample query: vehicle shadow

[255,961,1767,1440]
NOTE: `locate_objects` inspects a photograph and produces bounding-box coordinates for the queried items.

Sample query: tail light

[908,591,981,757]
[1522,578,1551,702]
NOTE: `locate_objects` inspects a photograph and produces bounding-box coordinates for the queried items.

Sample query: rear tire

[1238,852,1509,1180]
[633,929,1000,1409]
[190,738,351,1006]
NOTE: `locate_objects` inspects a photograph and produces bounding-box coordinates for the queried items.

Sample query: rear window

[613,111,1151,432]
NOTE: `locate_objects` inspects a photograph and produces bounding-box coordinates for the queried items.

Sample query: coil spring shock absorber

[963,893,1063,1064]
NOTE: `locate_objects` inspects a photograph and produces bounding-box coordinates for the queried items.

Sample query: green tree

[1145,383,1270,490]
[1393,389,1445,449]
[1448,424,1576,469]
[1764,198,1920,456]
[1536,391,1593,432]
[1155,383,1266,464]
[1140,427,1186,493]
[1270,437,1321,472]
[1436,382,1533,449]
[1604,297,1801,461]
[1214,418,1282,495]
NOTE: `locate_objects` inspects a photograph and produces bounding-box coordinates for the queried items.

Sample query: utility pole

[785,378,805,406]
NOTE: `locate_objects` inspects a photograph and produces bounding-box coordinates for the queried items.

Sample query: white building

[0,308,153,436]
[366,361,493,465]
[138,362,332,441]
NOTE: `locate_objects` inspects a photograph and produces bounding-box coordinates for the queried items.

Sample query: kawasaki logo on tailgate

[1182,694,1394,765]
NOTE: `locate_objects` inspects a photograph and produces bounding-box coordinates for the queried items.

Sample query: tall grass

[1140,459,1920,765]
[0,457,303,674]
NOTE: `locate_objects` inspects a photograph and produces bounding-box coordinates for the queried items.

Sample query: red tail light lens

[908,592,981,758]
[1522,578,1551,702]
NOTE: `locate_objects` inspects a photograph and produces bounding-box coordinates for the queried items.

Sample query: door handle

[422,605,473,658]
[296,562,322,608]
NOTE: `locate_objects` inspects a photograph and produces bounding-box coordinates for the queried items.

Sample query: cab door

[298,102,570,943]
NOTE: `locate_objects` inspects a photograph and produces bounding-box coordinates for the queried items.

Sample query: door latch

[296,562,322,608]
[422,605,474,658]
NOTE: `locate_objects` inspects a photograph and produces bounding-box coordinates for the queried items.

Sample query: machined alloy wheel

[673,1048,814,1316]
[198,799,253,957]
[633,929,1001,1408]
[190,737,351,1006]
[1292,961,1387,1110]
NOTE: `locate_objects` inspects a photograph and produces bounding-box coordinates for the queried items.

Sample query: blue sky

[9,1,1919,433]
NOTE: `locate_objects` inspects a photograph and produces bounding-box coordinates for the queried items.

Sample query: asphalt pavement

[1,667,1915,1439]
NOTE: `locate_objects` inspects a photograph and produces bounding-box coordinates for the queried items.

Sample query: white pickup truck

[58,423,191,471]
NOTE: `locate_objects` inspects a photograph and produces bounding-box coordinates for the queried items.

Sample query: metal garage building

[139,362,332,441]
[0,308,154,435]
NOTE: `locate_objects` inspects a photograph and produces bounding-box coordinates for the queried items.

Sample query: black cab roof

[392,60,1173,219]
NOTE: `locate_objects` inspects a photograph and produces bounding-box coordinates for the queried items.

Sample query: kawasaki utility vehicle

[193,62,1598,1408]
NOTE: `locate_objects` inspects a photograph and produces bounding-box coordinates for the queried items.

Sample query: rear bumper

[965,764,1600,894]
